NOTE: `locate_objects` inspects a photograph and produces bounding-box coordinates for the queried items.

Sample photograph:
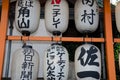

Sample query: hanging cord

[22,40,27,48]
[52,31,62,45]
[22,33,28,48]
[85,33,89,44]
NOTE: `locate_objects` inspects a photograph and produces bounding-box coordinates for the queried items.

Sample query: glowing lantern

[115,1,120,33]
[15,0,41,36]
[11,45,39,80]
[75,0,99,33]
[75,44,101,80]
[45,0,69,36]
[44,43,69,80]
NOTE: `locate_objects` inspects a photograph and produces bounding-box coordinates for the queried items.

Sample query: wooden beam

[114,38,120,43]
[103,0,116,80]
[7,36,105,42]
[0,0,9,79]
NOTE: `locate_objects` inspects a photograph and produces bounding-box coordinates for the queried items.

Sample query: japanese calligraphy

[57,65,65,80]
[51,0,61,4]
[77,71,100,79]
[77,46,100,79]
[82,0,94,6]
[20,48,34,80]
[57,52,65,66]
[18,18,30,28]
[52,5,61,28]
[17,0,33,29]
[56,46,66,80]
[18,0,33,7]
[46,45,66,80]
[81,9,95,25]
[47,60,55,79]
[18,7,30,18]
[78,46,99,67]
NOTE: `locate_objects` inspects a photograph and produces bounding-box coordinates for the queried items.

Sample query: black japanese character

[51,46,55,50]
[47,77,55,80]
[57,59,65,66]
[77,71,100,79]
[25,0,33,7]
[17,7,30,28]
[47,70,55,78]
[57,52,65,58]
[28,62,34,71]
[78,46,99,67]
[20,71,32,79]
[23,48,34,61]
[47,60,55,71]
[53,8,60,18]
[47,60,55,80]
[82,0,94,6]
[52,8,61,28]
[18,0,33,7]
[56,46,60,51]
[56,46,64,51]
[18,18,30,28]
[22,62,27,70]
[47,51,55,59]
[57,65,65,80]
[53,18,60,28]
[81,9,95,25]
[18,0,23,7]
[18,7,30,18]
[22,62,34,71]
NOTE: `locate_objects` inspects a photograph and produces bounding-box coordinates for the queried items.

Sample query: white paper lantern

[11,45,39,80]
[75,44,101,80]
[44,43,69,80]
[75,0,99,33]
[115,1,120,33]
[15,0,41,36]
[115,3,120,70]
[45,0,69,36]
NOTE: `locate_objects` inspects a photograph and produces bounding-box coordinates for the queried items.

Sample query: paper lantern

[75,0,99,33]
[11,45,39,80]
[115,1,120,33]
[45,0,69,36]
[44,43,69,80]
[75,44,101,80]
[15,0,41,36]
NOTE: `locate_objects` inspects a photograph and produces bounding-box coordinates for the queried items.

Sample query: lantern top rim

[22,45,32,49]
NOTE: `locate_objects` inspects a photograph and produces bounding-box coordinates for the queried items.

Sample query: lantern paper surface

[44,44,69,80]
[115,1,120,33]
[45,0,69,35]
[11,45,39,80]
[75,44,101,80]
[75,0,99,33]
[15,0,40,36]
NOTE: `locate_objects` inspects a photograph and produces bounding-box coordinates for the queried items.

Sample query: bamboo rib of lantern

[7,36,105,42]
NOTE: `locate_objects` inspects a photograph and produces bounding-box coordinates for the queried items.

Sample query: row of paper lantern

[11,43,101,80]
[11,0,120,80]
[15,0,120,36]
[15,0,100,36]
